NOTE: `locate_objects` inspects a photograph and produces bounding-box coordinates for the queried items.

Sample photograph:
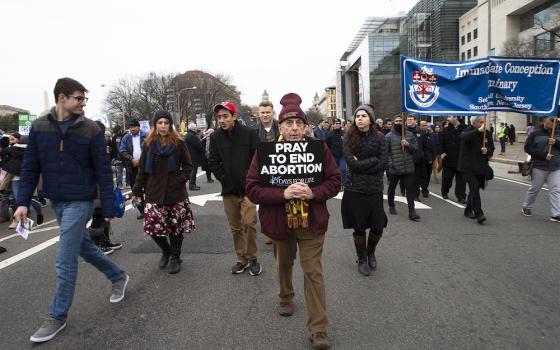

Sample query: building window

[461,52,466,60]
[473,46,478,57]
[535,31,554,52]
[467,49,472,59]
[467,32,471,42]
[520,1,560,32]
[461,35,465,45]
[473,28,478,39]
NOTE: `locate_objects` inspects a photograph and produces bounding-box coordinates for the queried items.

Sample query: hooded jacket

[16,107,115,217]
[385,126,417,175]
[524,127,560,171]
[208,121,258,196]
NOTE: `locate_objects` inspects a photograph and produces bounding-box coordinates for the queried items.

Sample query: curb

[490,158,521,166]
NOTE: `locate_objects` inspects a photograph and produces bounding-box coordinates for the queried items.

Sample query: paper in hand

[16,218,34,240]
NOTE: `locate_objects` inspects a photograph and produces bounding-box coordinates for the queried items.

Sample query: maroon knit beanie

[278,93,308,125]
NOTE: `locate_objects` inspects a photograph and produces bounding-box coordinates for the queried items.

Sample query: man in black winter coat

[439,116,466,203]
[457,116,495,224]
[208,102,262,276]
[184,123,205,190]
[325,119,345,187]
[406,116,433,199]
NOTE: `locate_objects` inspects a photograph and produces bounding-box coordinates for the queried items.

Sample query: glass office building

[339,17,406,119]
[406,0,478,60]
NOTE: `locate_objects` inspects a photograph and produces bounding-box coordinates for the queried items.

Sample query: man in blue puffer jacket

[14,78,129,343]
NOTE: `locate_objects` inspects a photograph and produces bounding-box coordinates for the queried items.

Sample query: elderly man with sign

[246,93,340,350]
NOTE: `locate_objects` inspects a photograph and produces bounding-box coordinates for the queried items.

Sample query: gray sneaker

[110,274,129,303]
[30,317,66,343]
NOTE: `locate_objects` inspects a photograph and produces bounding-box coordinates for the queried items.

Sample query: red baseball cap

[213,101,237,114]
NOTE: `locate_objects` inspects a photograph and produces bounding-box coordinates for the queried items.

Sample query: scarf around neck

[277,134,309,229]
[144,141,177,174]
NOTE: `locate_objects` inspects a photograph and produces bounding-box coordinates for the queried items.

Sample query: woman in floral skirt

[132,110,195,274]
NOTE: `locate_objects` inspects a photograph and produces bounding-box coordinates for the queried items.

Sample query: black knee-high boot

[353,232,370,276]
[152,236,171,269]
[168,235,184,274]
[367,230,382,270]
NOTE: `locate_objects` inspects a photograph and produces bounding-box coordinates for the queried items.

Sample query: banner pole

[549,117,557,155]
[482,115,488,148]
[401,112,405,152]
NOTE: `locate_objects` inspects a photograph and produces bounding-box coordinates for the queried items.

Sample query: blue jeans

[499,138,507,153]
[334,157,346,185]
[48,201,125,321]
[116,163,126,187]
[11,178,42,216]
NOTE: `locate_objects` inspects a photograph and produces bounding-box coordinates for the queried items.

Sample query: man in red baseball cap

[208,101,262,276]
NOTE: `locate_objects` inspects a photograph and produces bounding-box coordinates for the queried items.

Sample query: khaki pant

[0,172,14,191]
[274,228,327,334]
[223,195,258,263]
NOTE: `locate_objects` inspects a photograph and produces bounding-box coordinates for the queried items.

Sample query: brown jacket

[132,139,193,205]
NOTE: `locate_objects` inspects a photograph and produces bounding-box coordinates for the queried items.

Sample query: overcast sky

[1,0,418,118]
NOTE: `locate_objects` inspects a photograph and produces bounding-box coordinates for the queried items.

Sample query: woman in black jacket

[2,132,44,227]
[341,105,389,276]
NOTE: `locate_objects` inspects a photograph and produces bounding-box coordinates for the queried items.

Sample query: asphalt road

[0,163,558,350]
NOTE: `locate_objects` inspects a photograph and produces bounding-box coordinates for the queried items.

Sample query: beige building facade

[459,0,560,132]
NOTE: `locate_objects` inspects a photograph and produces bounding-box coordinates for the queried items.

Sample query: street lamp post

[100,84,119,131]
[177,86,197,124]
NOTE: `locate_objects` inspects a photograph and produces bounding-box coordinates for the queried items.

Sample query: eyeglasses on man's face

[67,95,88,103]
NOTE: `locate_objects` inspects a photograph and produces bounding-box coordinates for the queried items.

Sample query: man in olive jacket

[208,102,262,276]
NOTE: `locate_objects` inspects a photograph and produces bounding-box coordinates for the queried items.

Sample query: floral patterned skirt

[144,199,196,237]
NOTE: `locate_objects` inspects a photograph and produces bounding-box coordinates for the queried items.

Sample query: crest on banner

[409,66,440,108]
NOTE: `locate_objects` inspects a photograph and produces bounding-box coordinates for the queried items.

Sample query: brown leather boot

[278,301,293,316]
[310,332,333,350]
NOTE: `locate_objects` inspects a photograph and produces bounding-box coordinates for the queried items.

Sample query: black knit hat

[153,110,173,128]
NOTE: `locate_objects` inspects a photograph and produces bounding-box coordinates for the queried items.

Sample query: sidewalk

[489,140,528,166]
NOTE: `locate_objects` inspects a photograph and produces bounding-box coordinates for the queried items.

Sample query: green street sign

[18,114,37,135]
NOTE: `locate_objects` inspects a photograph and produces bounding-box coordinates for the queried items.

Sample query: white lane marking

[190,192,222,206]
[196,171,206,178]
[0,236,60,269]
[0,225,60,242]
[0,219,58,242]
[429,192,466,209]
[494,176,548,191]
[0,202,135,271]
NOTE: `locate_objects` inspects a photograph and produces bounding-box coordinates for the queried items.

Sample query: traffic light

[193,98,202,114]
[166,88,176,106]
